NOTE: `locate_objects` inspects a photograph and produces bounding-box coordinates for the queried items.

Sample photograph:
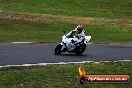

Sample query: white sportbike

[54,31,91,55]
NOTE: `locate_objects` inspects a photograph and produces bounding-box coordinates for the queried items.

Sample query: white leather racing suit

[66,28,85,44]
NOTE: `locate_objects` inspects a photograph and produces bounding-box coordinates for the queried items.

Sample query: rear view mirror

[63,31,66,34]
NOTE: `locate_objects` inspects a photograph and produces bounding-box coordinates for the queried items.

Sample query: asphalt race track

[0,43,132,66]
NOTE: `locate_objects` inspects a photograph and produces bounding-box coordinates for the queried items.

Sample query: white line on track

[11,42,93,44]
[0,60,131,68]
[12,42,33,44]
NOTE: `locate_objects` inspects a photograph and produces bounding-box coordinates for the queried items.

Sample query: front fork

[60,43,66,51]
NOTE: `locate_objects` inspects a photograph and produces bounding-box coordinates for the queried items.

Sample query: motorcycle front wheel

[54,44,62,55]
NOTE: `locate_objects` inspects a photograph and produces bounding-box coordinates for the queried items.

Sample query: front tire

[54,44,62,55]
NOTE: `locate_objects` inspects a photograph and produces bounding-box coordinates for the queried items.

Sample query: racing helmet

[77,25,83,33]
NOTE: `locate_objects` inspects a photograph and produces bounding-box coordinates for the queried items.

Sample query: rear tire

[76,44,86,55]
[54,44,62,55]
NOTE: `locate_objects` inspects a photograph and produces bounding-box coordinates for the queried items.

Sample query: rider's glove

[72,28,77,33]
[71,30,76,34]
[74,28,78,31]
[72,30,76,34]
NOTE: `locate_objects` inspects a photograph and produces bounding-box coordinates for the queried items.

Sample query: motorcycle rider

[66,25,85,44]
[54,24,91,55]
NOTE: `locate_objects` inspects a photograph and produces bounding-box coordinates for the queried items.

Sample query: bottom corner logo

[77,65,130,84]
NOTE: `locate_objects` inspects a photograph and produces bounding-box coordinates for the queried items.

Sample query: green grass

[0,0,132,18]
[0,18,132,43]
[0,0,132,43]
[0,61,132,88]
[0,17,74,42]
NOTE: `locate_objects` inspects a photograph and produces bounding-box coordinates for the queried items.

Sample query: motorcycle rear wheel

[76,44,86,55]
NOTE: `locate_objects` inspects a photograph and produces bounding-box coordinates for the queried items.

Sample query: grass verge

[0,14,132,43]
[0,0,132,43]
[0,0,132,18]
[0,61,132,88]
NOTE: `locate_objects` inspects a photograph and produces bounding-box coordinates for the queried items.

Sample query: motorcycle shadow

[59,53,92,57]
